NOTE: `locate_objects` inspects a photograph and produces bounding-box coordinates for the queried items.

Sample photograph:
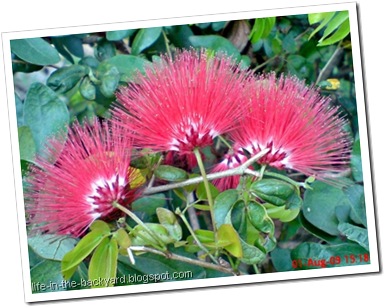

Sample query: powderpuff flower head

[112,49,251,164]
[213,73,352,190]
[25,119,142,237]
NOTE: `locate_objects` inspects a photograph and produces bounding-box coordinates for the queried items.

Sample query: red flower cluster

[112,49,251,167]
[24,49,352,237]
[25,120,141,237]
[213,74,352,191]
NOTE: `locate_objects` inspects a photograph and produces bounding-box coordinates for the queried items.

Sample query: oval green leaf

[106,29,137,41]
[250,178,295,206]
[114,228,131,249]
[131,27,163,55]
[189,35,241,61]
[79,76,96,101]
[24,83,70,158]
[217,224,243,258]
[213,189,239,227]
[338,222,369,251]
[10,38,61,66]
[88,237,119,288]
[98,65,120,98]
[61,227,110,280]
[102,55,151,82]
[303,180,353,236]
[18,126,36,162]
[47,65,88,93]
[154,165,188,182]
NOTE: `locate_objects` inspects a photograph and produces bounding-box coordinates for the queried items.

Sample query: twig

[315,42,343,85]
[130,246,237,275]
[143,148,270,195]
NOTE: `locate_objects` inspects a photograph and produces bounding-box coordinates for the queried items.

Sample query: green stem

[193,148,216,233]
[162,30,172,58]
[263,171,304,190]
[253,264,260,274]
[177,209,219,265]
[113,202,166,250]
[217,135,233,149]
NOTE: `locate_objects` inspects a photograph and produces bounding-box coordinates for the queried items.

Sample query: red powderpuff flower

[112,49,251,165]
[213,73,352,191]
[25,119,143,237]
[212,147,249,191]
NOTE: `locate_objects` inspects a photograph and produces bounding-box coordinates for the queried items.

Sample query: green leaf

[239,238,266,265]
[217,224,243,258]
[106,29,137,41]
[247,201,274,234]
[79,56,100,70]
[270,247,293,272]
[102,55,150,82]
[131,27,163,55]
[10,38,61,66]
[195,23,211,29]
[23,83,69,158]
[154,165,188,182]
[302,180,353,236]
[156,208,182,242]
[51,35,84,64]
[282,31,297,53]
[189,35,241,61]
[88,237,119,288]
[28,234,77,261]
[114,228,131,249]
[318,19,350,46]
[89,220,111,233]
[308,12,335,39]
[15,94,24,126]
[344,184,367,227]
[278,194,302,222]
[250,19,266,43]
[308,12,329,25]
[250,179,296,206]
[156,207,177,225]
[196,181,219,201]
[194,229,216,243]
[31,260,66,293]
[165,25,194,48]
[61,227,110,280]
[350,137,363,182]
[131,193,166,215]
[321,11,349,41]
[95,39,116,61]
[47,65,88,93]
[12,54,43,73]
[130,223,174,246]
[98,64,120,98]
[79,76,96,100]
[212,21,227,31]
[338,222,369,251]
[213,189,239,227]
[249,17,275,44]
[18,126,36,163]
[299,212,343,244]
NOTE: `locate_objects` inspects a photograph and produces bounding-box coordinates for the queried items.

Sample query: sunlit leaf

[88,237,119,288]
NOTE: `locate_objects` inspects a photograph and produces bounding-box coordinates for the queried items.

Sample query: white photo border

[1,1,380,303]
